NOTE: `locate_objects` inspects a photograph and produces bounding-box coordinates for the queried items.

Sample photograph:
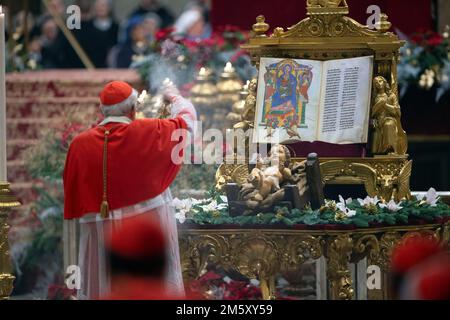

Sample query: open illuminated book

[253,56,373,144]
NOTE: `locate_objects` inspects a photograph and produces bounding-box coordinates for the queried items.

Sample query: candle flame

[137,90,148,104]
[199,67,206,76]
[224,62,234,73]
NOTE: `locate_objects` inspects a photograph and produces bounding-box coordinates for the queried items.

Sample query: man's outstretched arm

[163,86,197,133]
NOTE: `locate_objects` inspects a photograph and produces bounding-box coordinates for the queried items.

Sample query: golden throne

[216,0,412,202]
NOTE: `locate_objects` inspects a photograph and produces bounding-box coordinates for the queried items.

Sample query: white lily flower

[345,209,357,217]
[175,210,186,224]
[216,203,228,210]
[219,195,228,203]
[339,195,353,205]
[201,200,218,212]
[336,195,356,218]
[425,187,439,207]
[172,198,193,212]
[379,199,403,212]
[415,193,425,201]
[357,196,380,207]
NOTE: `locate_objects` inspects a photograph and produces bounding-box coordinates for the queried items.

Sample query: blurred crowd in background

[3,0,212,69]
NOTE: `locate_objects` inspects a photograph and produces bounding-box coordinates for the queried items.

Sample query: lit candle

[224,62,235,73]
[0,6,7,181]
[199,67,206,76]
[162,77,173,87]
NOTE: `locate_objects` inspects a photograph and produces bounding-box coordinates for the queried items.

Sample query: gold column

[0,182,20,299]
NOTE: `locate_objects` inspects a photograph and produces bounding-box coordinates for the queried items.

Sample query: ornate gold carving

[352,234,380,263]
[233,78,257,131]
[371,76,408,156]
[215,163,249,191]
[326,234,354,300]
[227,81,250,126]
[180,223,448,300]
[180,231,323,299]
[0,182,20,300]
[307,0,347,8]
[218,156,412,202]
[234,235,278,278]
[236,1,410,202]
[179,234,230,281]
[252,15,270,37]
[376,14,392,33]
[282,235,323,271]
[376,231,402,271]
[318,158,412,201]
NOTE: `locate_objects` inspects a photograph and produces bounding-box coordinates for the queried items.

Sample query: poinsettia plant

[189,270,262,300]
[398,29,450,101]
[13,121,90,297]
[131,26,256,91]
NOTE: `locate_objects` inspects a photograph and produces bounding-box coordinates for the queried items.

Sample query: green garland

[182,196,450,228]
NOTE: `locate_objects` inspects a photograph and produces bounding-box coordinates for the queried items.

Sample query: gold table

[179,221,449,300]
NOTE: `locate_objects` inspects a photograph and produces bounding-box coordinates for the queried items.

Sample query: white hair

[100,89,138,117]
[174,9,202,34]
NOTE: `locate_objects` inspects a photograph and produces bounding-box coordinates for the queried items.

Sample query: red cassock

[63,117,186,219]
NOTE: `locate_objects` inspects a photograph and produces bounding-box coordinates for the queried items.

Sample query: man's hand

[162,84,180,102]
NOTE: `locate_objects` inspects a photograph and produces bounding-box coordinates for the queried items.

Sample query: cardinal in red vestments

[390,236,450,300]
[63,80,196,299]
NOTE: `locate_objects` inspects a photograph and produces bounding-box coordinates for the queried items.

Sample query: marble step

[6,97,99,119]
[6,69,141,98]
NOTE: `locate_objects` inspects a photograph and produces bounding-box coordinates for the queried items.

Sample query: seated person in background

[130,0,174,28]
[142,12,161,43]
[115,16,151,68]
[390,236,450,300]
[184,0,211,25]
[173,8,211,41]
[34,17,65,69]
[83,0,119,68]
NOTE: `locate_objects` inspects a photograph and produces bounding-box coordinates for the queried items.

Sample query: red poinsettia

[61,123,84,147]
[47,285,76,300]
[426,33,443,47]
[155,27,175,42]
[411,30,445,48]
[189,271,262,300]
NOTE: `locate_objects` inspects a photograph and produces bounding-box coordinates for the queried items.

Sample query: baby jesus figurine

[240,145,293,209]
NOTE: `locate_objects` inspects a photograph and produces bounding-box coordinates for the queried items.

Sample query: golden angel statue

[371,76,408,155]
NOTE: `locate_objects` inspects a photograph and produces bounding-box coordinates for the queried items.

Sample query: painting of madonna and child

[253,56,374,145]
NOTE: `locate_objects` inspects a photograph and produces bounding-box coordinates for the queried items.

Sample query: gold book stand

[216,0,412,202]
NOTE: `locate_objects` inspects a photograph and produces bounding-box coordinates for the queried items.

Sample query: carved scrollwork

[0,215,14,299]
[282,235,323,271]
[232,234,279,279]
[439,221,450,245]
[272,15,388,39]
[180,235,230,280]
[375,231,402,271]
[351,234,380,264]
[320,160,378,196]
[319,158,412,202]
[307,0,347,8]
[326,234,354,300]
[215,164,250,191]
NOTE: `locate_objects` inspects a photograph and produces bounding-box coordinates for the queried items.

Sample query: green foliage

[170,164,218,198]
[183,198,450,228]
[24,130,67,181]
